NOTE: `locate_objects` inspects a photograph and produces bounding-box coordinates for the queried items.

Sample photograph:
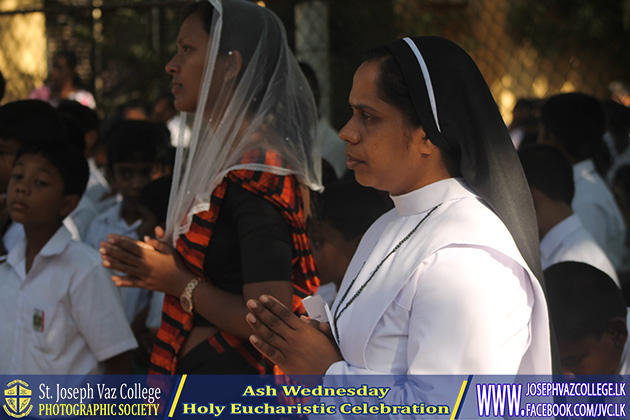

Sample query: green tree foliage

[506,0,630,64]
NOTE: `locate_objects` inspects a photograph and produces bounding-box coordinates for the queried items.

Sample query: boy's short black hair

[518,143,575,205]
[315,180,392,241]
[105,120,170,171]
[139,175,172,227]
[58,99,100,134]
[59,113,87,155]
[0,99,67,145]
[544,261,626,341]
[539,92,605,162]
[14,139,89,197]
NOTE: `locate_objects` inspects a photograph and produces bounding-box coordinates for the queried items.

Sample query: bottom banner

[0,374,627,419]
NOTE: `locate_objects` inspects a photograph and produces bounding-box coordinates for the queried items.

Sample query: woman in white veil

[100,0,322,374]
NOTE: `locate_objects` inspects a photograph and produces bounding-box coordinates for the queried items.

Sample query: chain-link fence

[0,0,628,127]
[0,0,186,117]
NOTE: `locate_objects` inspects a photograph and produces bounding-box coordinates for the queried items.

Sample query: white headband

[402,37,441,133]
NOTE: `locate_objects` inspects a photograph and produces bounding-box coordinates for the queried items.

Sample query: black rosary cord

[332,203,442,344]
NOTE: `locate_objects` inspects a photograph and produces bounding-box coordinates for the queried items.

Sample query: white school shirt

[68,194,98,240]
[607,143,630,186]
[0,225,137,375]
[325,178,551,377]
[83,158,110,208]
[540,214,620,287]
[84,201,163,328]
[572,159,626,271]
[84,200,141,250]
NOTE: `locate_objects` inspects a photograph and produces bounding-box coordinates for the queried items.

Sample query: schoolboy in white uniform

[84,121,169,325]
[539,93,627,272]
[0,140,136,374]
[518,144,620,286]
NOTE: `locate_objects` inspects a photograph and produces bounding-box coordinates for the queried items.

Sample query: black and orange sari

[149,152,319,375]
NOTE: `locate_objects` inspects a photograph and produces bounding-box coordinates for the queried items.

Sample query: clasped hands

[99,227,192,298]
[100,228,344,376]
[245,294,343,377]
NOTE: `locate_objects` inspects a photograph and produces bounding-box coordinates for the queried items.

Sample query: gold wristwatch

[180,277,202,314]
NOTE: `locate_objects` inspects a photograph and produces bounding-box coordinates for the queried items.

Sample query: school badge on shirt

[32,309,44,332]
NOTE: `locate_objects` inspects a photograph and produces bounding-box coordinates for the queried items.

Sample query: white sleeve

[146,292,165,329]
[406,246,533,375]
[70,259,137,361]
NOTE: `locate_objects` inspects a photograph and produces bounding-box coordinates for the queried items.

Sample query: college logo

[3,380,33,418]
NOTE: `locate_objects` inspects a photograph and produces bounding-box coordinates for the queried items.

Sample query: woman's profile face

[339,60,429,196]
[51,56,73,88]
[165,13,209,113]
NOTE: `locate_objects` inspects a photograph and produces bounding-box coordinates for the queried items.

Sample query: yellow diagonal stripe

[168,374,188,418]
[450,379,468,420]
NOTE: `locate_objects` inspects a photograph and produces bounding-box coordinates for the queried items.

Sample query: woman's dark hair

[55,50,77,70]
[363,46,420,129]
[184,1,275,65]
[182,0,288,117]
[184,2,223,50]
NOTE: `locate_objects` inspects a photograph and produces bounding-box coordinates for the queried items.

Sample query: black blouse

[202,179,293,295]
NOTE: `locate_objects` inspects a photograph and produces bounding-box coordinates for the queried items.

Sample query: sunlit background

[0,0,628,128]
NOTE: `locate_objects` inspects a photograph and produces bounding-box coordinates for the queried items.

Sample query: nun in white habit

[245,37,553,379]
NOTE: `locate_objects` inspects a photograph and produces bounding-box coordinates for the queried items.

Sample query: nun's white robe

[325,178,551,377]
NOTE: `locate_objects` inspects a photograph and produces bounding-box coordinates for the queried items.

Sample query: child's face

[309,219,358,287]
[558,331,623,375]
[0,137,21,194]
[110,162,157,207]
[7,154,76,228]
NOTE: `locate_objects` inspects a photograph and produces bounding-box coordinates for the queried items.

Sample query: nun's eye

[361,112,374,122]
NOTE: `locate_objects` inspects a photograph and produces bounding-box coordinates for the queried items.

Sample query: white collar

[573,159,595,175]
[7,225,72,282]
[390,178,477,217]
[539,214,582,259]
[88,158,109,189]
[102,201,142,231]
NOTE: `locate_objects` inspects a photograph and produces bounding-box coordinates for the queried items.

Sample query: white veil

[166,0,323,243]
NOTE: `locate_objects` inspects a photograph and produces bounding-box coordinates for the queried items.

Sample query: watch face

[180,295,193,313]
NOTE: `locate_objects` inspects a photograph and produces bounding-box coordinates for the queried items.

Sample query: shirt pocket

[19,297,69,357]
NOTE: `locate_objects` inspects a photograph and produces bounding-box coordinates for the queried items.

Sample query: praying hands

[245,294,343,376]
